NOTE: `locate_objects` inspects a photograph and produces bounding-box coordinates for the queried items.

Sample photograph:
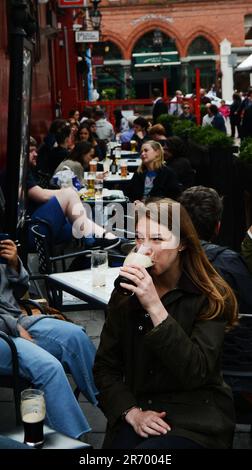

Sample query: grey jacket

[0,261,46,336]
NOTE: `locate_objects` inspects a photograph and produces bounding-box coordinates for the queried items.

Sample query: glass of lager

[20,389,46,447]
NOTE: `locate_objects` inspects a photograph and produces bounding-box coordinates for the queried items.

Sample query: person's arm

[28,185,60,204]
[0,239,29,297]
[241,226,252,275]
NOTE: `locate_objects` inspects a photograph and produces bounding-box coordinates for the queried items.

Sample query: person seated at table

[46,122,72,177]
[77,122,102,160]
[27,138,119,250]
[0,238,97,439]
[131,117,150,152]
[54,141,95,184]
[93,198,238,449]
[125,141,181,203]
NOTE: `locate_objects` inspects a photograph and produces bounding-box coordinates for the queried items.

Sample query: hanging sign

[58,1,86,8]
[75,31,99,42]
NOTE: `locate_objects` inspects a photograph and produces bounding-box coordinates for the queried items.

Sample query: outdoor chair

[30,221,97,311]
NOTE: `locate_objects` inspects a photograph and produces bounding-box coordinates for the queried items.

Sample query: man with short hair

[94,109,114,141]
[152,88,168,124]
[180,185,252,314]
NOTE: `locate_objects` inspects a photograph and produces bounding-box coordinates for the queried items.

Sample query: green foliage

[240,138,252,163]
[101,87,117,100]
[171,119,197,140]
[157,113,178,128]
[189,125,233,149]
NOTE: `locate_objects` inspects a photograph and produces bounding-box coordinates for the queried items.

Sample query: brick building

[88,0,252,99]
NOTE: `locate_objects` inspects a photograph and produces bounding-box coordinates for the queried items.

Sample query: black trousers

[110,423,204,449]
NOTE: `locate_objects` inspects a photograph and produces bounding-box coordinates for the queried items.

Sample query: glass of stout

[114,246,153,296]
[20,389,46,447]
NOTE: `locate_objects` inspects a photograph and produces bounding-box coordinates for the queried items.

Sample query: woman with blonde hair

[126,140,181,202]
[94,198,238,449]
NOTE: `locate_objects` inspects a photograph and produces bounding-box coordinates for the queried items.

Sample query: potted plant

[238,138,252,192]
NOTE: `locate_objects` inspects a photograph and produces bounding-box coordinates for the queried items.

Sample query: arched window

[188,36,214,56]
[133,30,177,54]
[245,15,252,41]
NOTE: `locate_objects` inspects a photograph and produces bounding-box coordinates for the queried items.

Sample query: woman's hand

[119,265,160,311]
[126,408,170,438]
[119,265,169,325]
[17,325,34,342]
[0,239,19,272]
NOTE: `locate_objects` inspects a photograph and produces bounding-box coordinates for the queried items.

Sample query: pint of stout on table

[20,389,46,447]
[114,246,153,296]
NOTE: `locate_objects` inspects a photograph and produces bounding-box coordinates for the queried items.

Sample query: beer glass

[115,147,121,161]
[130,140,137,152]
[103,158,110,173]
[91,250,108,287]
[89,160,97,173]
[87,173,95,197]
[20,389,46,447]
[120,160,127,178]
[94,178,103,198]
[114,245,153,296]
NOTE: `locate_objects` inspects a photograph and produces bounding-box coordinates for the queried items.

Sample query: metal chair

[30,222,94,311]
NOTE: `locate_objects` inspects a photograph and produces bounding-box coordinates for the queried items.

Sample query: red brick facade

[100,0,251,59]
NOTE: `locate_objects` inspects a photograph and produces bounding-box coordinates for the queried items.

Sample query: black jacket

[201,240,252,314]
[152,98,168,124]
[94,272,235,449]
[126,165,181,202]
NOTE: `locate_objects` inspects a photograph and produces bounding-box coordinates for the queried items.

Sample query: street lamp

[89,0,102,31]
[153,30,163,50]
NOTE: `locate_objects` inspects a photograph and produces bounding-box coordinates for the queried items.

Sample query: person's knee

[41,354,65,380]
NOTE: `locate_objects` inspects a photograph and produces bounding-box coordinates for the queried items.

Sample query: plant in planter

[172,119,197,141]
[238,138,252,192]
[157,113,178,136]
[240,138,252,163]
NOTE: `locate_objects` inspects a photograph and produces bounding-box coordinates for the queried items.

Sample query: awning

[132,51,180,68]
[237,53,252,71]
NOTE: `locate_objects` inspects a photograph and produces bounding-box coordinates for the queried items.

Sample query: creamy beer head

[114,246,153,296]
[123,251,153,269]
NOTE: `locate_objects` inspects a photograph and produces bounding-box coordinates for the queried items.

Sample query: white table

[104,172,133,183]
[49,267,120,308]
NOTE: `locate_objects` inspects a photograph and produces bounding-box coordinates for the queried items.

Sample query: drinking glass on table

[20,389,46,447]
[120,160,128,178]
[91,250,108,287]
[94,178,103,199]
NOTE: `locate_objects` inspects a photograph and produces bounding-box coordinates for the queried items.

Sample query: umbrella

[237,53,252,71]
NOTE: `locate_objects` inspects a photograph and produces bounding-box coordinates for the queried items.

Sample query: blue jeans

[0,318,98,438]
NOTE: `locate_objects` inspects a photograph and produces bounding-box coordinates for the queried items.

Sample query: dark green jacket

[94,272,235,449]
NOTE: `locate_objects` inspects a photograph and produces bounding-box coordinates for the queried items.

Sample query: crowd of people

[1,85,252,450]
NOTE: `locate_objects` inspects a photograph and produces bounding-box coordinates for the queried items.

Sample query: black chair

[30,222,94,311]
